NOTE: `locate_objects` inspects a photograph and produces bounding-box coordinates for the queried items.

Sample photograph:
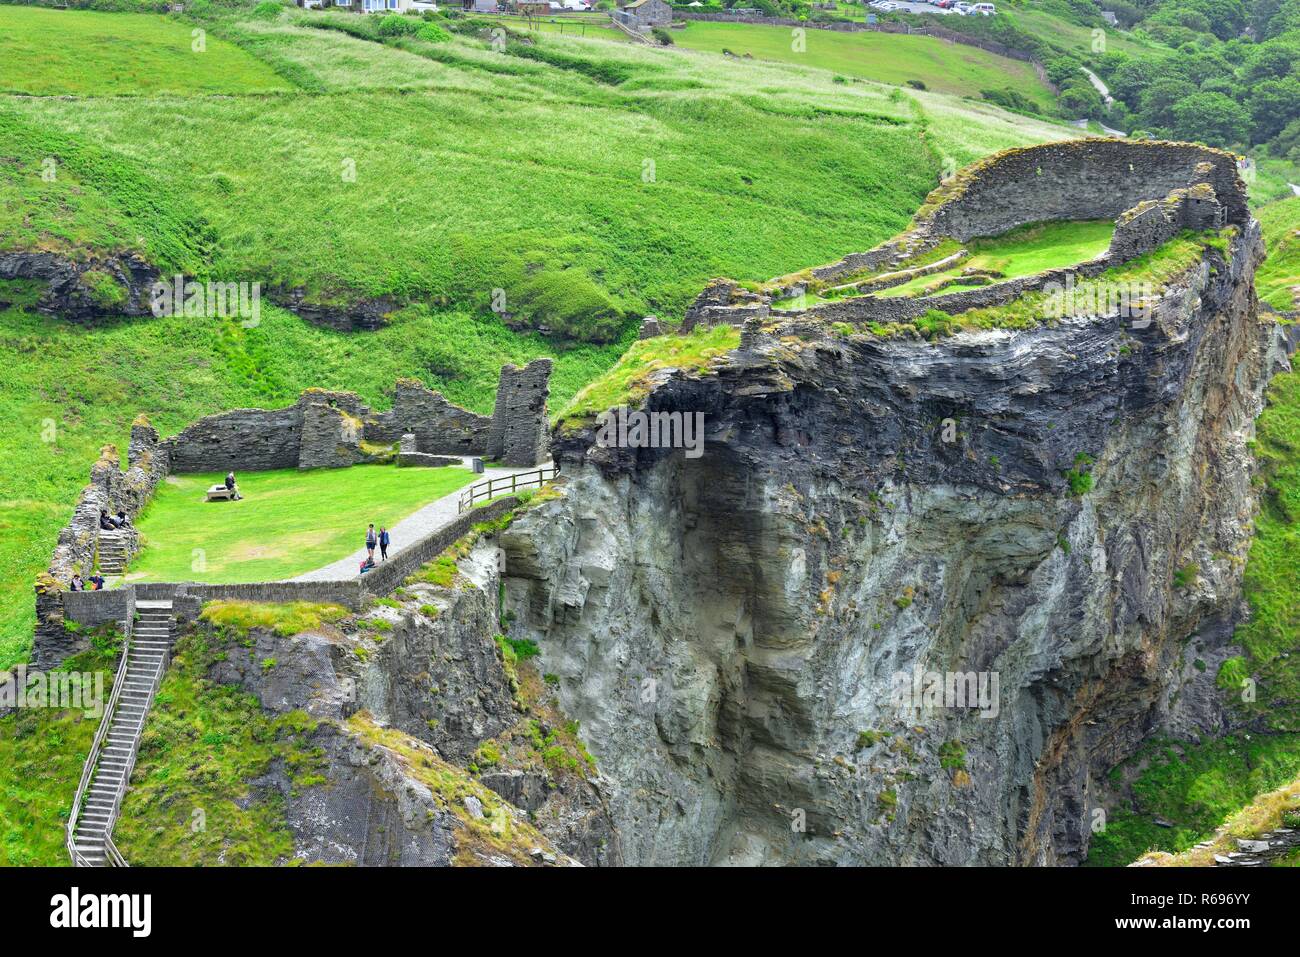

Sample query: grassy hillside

[0,5,287,96]
[1257,197,1300,313]
[671,20,1058,111]
[0,5,1078,667]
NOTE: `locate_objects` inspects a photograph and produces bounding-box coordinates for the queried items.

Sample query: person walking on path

[366,523,377,561]
[379,526,390,561]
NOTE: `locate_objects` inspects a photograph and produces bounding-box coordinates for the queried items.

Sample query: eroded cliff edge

[499,213,1292,865]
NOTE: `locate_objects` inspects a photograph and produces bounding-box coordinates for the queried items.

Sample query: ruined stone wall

[923,140,1247,242]
[164,406,304,473]
[760,140,1248,295]
[486,359,553,467]
[298,402,367,470]
[384,378,492,457]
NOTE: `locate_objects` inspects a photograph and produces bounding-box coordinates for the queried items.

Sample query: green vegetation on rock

[115,625,326,866]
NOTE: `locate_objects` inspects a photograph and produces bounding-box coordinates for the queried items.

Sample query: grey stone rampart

[922,140,1246,242]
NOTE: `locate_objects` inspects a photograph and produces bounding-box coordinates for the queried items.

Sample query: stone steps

[69,600,174,867]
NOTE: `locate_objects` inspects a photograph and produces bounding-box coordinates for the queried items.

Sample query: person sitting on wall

[225,471,242,501]
[115,510,130,528]
[359,555,375,574]
[99,510,116,531]
[69,574,84,591]
[88,574,106,590]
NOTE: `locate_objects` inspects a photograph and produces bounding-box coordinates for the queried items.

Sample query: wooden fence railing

[457,464,560,513]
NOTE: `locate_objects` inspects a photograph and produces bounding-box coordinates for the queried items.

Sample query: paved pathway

[293,458,550,582]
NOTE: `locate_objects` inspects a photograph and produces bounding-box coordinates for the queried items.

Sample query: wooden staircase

[67,599,174,866]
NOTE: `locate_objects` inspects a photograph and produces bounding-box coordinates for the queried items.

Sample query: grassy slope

[126,465,477,583]
[1085,210,1300,865]
[0,8,1077,667]
[672,19,1058,111]
[1256,198,1299,313]
[0,632,120,865]
[0,5,287,96]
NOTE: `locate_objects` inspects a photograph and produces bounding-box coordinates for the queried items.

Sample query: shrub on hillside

[251,1,283,20]
[377,13,422,37]
[981,87,1040,116]
[651,26,673,45]
[417,22,452,43]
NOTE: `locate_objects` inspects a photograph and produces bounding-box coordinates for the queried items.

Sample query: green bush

[251,1,283,20]
[416,22,452,43]
[651,26,673,45]
[377,13,422,37]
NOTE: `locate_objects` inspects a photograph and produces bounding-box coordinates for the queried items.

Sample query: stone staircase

[96,530,129,577]
[67,599,174,866]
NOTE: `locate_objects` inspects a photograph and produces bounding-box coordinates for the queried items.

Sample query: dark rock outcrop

[502,220,1290,865]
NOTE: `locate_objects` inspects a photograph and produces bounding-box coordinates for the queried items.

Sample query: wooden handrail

[457,464,559,514]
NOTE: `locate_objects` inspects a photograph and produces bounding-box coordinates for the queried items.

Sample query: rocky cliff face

[167,536,619,866]
[498,223,1292,865]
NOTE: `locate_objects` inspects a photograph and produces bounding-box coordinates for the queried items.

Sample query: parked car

[954,1,972,12]
[972,2,995,12]
[411,0,438,9]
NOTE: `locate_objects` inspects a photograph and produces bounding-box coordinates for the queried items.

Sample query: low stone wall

[684,141,1246,331]
[55,498,527,651]
[359,496,521,598]
[923,140,1247,243]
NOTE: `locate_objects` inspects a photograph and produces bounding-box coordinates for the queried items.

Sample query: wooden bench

[206,485,238,502]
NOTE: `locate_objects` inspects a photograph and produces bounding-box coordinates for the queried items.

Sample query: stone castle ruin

[680,139,1249,331]
[32,360,552,667]
[165,359,551,473]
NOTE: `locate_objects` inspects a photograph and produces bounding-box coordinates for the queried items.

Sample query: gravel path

[293,459,549,582]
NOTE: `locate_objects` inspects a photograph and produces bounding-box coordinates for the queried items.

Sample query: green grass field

[672,20,1058,111]
[0,5,287,96]
[125,464,475,583]
[1257,197,1300,313]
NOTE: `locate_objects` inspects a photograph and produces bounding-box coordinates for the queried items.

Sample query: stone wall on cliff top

[685,141,1247,332]
[504,221,1291,865]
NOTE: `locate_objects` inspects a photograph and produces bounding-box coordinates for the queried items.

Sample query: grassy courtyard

[876,218,1115,297]
[125,464,476,584]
